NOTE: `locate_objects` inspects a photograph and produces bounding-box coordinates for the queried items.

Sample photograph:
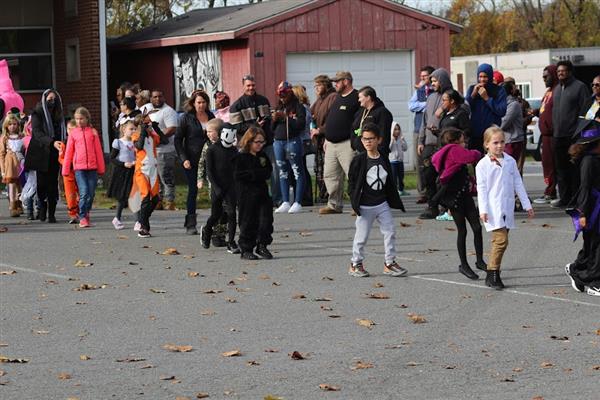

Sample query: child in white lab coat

[476,126,534,290]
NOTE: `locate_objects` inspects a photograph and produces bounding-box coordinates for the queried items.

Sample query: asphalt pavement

[0,162,598,400]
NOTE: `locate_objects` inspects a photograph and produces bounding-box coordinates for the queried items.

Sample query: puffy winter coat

[62,126,105,176]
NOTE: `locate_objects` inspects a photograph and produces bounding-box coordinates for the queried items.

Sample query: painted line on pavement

[408,275,600,308]
[0,262,73,280]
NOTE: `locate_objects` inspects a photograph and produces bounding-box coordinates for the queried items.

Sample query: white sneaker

[133,221,142,232]
[275,202,291,213]
[112,217,124,230]
[288,202,302,214]
[587,286,600,296]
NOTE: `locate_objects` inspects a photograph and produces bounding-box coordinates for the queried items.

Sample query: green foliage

[106,0,195,37]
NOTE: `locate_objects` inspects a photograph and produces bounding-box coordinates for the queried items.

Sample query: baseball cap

[331,71,353,82]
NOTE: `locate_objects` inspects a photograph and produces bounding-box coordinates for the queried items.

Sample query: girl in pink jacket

[62,107,105,228]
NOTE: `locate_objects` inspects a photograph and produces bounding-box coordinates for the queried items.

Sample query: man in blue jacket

[465,63,507,154]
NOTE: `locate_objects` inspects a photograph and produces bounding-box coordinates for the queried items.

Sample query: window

[0,27,53,92]
[65,38,80,82]
[65,0,78,17]
[516,82,531,99]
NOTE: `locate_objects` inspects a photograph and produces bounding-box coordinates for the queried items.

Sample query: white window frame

[516,82,532,99]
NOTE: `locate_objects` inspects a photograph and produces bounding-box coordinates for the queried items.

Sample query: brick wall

[53,0,102,141]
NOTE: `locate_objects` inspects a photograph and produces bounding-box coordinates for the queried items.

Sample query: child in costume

[62,107,105,228]
[0,113,25,217]
[347,122,407,278]
[20,116,38,220]
[128,112,168,238]
[200,122,240,253]
[565,121,600,297]
[476,126,534,290]
[233,126,274,260]
[58,119,80,224]
[107,118,136,230]
[431,128,486,281]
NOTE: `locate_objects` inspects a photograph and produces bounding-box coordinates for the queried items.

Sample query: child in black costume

[234,126,274,260]
[565,122,600,297]
[201,122,240,253]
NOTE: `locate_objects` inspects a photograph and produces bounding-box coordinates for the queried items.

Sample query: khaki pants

[489,228,509,270]
[323,139,355,211]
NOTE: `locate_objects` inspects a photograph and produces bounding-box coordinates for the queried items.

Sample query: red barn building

[109,0,461,165]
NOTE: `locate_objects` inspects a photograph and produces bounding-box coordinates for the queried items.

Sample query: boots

[47,201,57,223]
[38,202,47,222]
[184,214,198,235]
[9,201,19,217]
[459,264,479,280]
[200,225,211,249]
[485,270,505,290]
[27,208,35,220]
[255,244,273,260]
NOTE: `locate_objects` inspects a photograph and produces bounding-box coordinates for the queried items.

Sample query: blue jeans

[75,170,98,218]
[273,137,305,204]
[390,161,405,192]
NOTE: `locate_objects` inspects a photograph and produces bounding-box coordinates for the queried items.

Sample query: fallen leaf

[200,309,216,316]
[313,297,332,302]
[0,356,28,363]
[445,227,456,231]
[541,223,553,228]
[271,282,281,286]
[159,375,175,380]
[175,397,190,400]
[595,329,600,336]
[0,344,7,347]
[183,255,195,259]
[0,270,16,275]
[400,222,411,227]
[321,276,334,281]
[407,313,427,324]
[264,349,279,353]
[591,365,600,370]
[33,330,49,335]
[79,355,90,361]
[227,280,236,286]
[117,235,129,240]
[188,271,200,277]
[115,357,146,363]
[73,283,107,291]
[0,227,8,232]
[161,247,180,255]
[540,361,554,368]
[196,393,210,399]
[532,397,544,400]
[356,319,376,328]
[320,305,333,311]
[225,297,237,303]
[299,230,313,237]
[163,344,193,353]
[246,360,260,366]
[372,282,384,288]
[550,335,569,341]
[57,372,71,380]
[512,367,523,372]
[149,288,166,294]
[406,361,421,367]
[66,397,79,400]
[74,259,92,268]
[0,371,4,376]
[221,349,241,357]
[292,293,306,299]
[263,396,282,400]
[351,360,374,370]
[328,315,342,318]
[563,367,573,373]
[139,364,154,369]
[396,304,409,309]
[318,384,340,391]
[202,289,223,294]
[128,261,138,265]
[501,377,515,382]
[223,390,234,396]
[364,292,390,299]
[289,351,306,360]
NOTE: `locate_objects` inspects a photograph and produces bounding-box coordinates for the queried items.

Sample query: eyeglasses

[592,83,600,88]
[361,136,377,142]
[252,140,265,144]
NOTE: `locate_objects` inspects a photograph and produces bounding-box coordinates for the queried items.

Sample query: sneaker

[137,229,151,238]
[133,221,142,232]
[227,241,241,254]
[383,261,407,277]
[458,264,479,280]
[435,211,454,221]
[349,263,370,277]
[200,225,210,249]
[241,251,258,260]
[586,286,600,296]
[319,206,343,215]
[112,217,124,230]
[533,195,551,204]
[419,208,438,220]
[288,202,302,214]
[256,244,273,259]
[565,263,584,292]
[550,199,567,208]
[79,217,91,228]
[275,202,291,213]
[68,217,79,224]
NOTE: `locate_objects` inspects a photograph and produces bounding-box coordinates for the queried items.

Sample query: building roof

[109,0,462,50]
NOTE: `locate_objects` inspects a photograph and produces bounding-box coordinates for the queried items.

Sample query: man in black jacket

[551,60,590,208]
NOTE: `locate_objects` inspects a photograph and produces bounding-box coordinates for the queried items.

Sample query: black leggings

[451,195,484,267]
[205,190,237,243]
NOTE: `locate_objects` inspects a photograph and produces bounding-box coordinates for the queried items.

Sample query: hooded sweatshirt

[388,121,407,163]
[418,68,453,146]
[465,63,507,138]
[538,65,558,137]
[552,72,590,138]
[501,95,525,144]
[432,143,481,185]
[351,97,393,155]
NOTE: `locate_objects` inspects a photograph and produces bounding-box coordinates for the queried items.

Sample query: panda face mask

[220,125,237,148]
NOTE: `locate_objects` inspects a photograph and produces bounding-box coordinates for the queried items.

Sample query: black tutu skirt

[107,164,134,202]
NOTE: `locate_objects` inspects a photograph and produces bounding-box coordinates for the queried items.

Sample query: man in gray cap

[320,71,360,214]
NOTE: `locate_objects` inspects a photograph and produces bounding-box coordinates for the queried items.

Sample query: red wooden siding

[245,0,450,104]
[220,40,250,99]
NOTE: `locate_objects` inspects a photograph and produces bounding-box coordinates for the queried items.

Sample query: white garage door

[287,51,416,169]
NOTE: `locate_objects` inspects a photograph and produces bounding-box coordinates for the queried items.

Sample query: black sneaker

[138,229,151,238]
[565,264,584,292]
[241,251,258,260]
[200,225,210,249]
[256,244,273,259]
[459,264,479,280]
[418,208,438,220]
[227,241,241,254]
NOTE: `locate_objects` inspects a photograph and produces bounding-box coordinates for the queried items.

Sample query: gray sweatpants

[351,201,396,265]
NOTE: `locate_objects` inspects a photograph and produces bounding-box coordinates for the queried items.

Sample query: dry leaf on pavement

[188,271,200,277]
[318,384,340,391]
[161,247,180,255]
[407,313,427,323]
[200,309,216,316]
[299,230,313,237]
[351,360,374,370]
[364,292,390,299]
[540,361,554,368]
[196,393,210,399]
[57,372,71,380]
[0,356,29,363]
[321,276,334,281]
[0,270,16,275]
[313,297,332,302]
[74,259,92,267]
[372,282,384,288]
[221,349,241,357]
[550,335,569,341]
[202,289,223,294]
[356,319,376,328]
[159,375,175,380]
[115,357,146,363]
[163,344,193,353]
[292,293,306,299]
[289,351,306,360]
[590,365,600,370]
[247,360,260,366]
[149,288,166,293]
